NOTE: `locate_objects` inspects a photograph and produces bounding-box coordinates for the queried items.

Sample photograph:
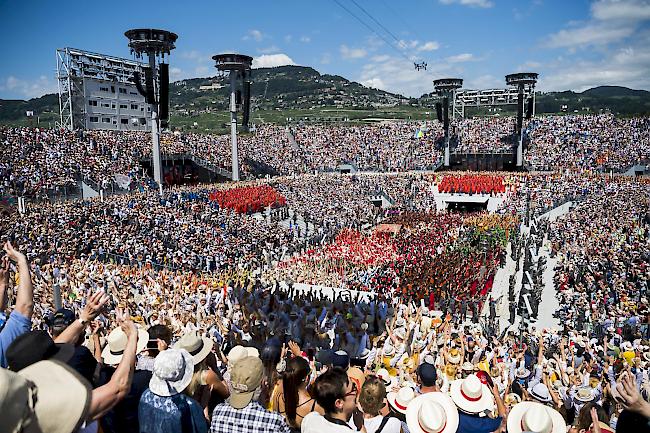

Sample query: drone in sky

[414,62,427,71]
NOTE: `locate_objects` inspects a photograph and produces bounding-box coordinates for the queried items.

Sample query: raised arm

[4,242,33,318]
[87,309,138,421]
[0,256,9,313]
[55,291,109,344]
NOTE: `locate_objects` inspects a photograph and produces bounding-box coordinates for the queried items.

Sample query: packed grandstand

[0,113,649,433]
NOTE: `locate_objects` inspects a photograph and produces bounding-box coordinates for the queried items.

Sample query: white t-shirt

[348,416,402,433]
[302,412,353,433]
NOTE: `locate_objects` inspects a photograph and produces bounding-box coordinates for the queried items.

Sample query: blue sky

[1,0,649,99]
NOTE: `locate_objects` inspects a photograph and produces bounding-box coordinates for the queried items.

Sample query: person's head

[47,309,76,339]
[311,367,357,419]
[229,356,264,409]
[417,362,438,389]
[574,402,609,432]
[282,356,311,423]
[358,376,386,417]
[6,331,74,372]
[147,324,172,357]
[149,349,194,397]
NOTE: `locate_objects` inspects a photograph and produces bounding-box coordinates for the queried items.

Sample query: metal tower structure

[125,28,177,188]
[433,78,463,167]
[212,53,253,182]
[505,72,538,167]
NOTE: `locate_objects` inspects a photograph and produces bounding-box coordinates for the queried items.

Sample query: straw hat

[507,402,566,433]
[504,393,522,406]
[173,332,213,365]
[406,392,459,433]
[0,360,91,433]
[450,374,495,414]
[101,325,149,365]
[574,386,595,403]
[447,348,461,364]
[387,386,416,414]
[461,362,475,372]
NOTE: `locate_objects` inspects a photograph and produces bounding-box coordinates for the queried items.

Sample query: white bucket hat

[507,401,565,433]
[173,332,213,365]
[387,386,416,414]
[149,349,194,397]
[101,325,149,365]
[406,392,459,433]
[450,374,494,414]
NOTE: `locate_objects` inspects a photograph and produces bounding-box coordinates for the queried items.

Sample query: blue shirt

[0,310,31,368]
[457,412,503,433]
[138,389,207,433]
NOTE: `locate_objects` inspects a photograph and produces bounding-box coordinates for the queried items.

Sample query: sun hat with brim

[507,401,565,433]
[229,356,263,409]
[0,367,35,433]
[450,374,494,414]
[515,367,531,379]
[387,386,416,415]
[14,360,91,433]
[394,328,407,340]
[406,392,459,433]
[504,393,522,406]
[102,326,149,365]
[173,332,213,365]
[574,386,595,403]
[529,383,553,403]
[461,362,475,372]
[149,349,194,397]
[447,349,461,364]
[6,330,75,372]
[376,368,396,388]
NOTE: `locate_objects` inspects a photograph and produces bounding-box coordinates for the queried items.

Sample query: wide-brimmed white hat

[528,383,552,403]
[101,326,149,365]
[406,392,459,433]
[149,349,194,397]
[387,386,416,414]
[574,386,595,402]
[507,401,565,433]
[447,349,461,364]
[450,374,494,414]
[376,368,397,389]
[621,341,633,352]
[173,332,213,365]
[384,345,395,357]
[0,360,91,433]
[394,328,407,340]
[515,367,531,379]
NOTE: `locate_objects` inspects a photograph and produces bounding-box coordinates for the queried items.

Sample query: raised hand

[4,241,26,264]
[81,291,110,323]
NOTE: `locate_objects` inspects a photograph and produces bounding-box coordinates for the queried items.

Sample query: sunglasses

[344,382,359,398]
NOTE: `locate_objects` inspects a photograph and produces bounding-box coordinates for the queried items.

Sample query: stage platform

[431,186,507,213]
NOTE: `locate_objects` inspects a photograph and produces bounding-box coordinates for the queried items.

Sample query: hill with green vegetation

[1,66,649,132]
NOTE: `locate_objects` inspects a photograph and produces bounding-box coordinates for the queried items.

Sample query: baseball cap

[229,356,263,409]
[417,362,438,387]
[48,309,76,328]
[332,350,350,370]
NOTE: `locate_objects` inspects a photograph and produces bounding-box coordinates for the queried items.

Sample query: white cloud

[540,44,650,91]
[439,0,494,8]
[418,41,440,51]
[544,0,650,49]
[340,44,367,59]
[299,36,311,43]
[446,53,476,63]
[398,39,419,50]
[258,45,281,54]
[591,0,650,22]
[252,54,296,68]
[243,29,264,42]
[194,66,210,76]
[358,56,455,97]
[464,74,503,89]
[545,24,634,48]
[360,77,386,91]
[0,75,57,99]
[170,67,183,80]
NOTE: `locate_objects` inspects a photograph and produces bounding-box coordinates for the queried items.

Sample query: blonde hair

[359,376,387,416]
